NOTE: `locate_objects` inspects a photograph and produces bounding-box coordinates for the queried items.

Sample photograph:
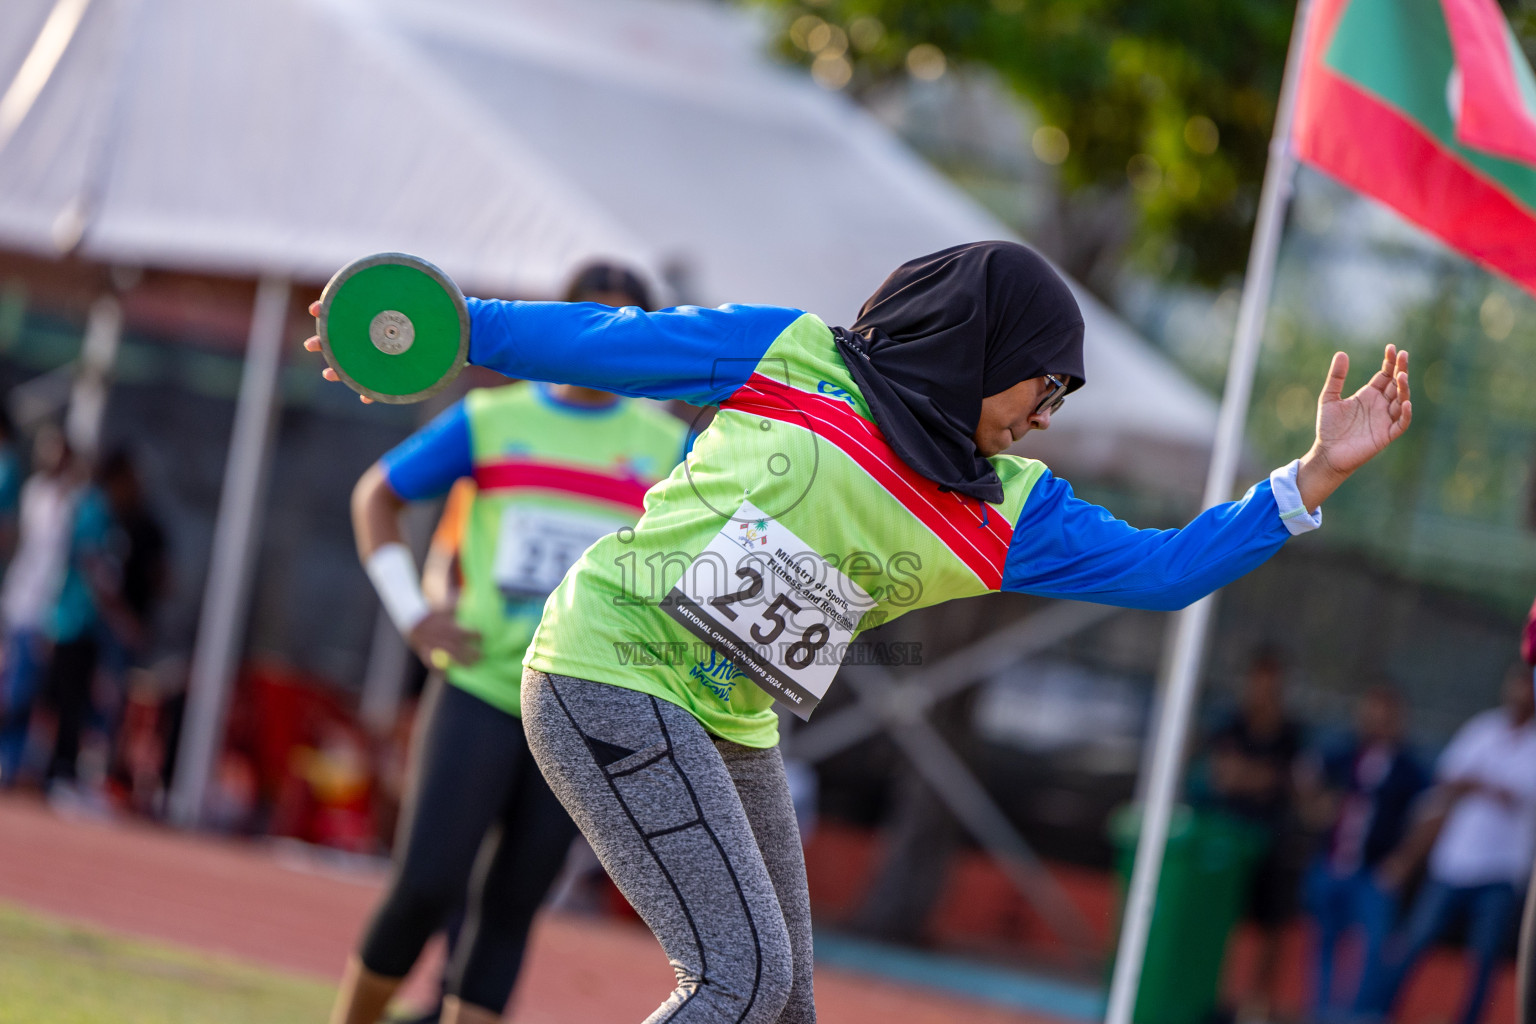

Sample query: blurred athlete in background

[330,264,687,1024]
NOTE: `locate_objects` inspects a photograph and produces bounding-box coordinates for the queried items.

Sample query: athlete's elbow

[1114,582,1211,612]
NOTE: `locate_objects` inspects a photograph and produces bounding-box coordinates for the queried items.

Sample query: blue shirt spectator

[1300,684,1428,1020]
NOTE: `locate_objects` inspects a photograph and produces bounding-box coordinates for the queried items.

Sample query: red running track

[0,794,1057,1023]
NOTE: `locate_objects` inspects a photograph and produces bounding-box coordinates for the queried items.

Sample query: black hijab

[832,241,1086,504]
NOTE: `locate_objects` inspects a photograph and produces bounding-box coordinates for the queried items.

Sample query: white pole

[65,293,122,460]
[357,608,409,735]
[168,277,290,827]
[1103,4,1312,1023]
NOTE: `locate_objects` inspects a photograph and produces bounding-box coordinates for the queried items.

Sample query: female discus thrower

[309,241,1412,1024]
[329,266,687,1024]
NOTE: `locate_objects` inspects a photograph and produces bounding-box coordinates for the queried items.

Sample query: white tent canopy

[0,0,654,295]
[0,0,1216,482]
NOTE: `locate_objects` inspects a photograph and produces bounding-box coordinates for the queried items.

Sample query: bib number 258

[663,502,875,719]
[710,572,832,669]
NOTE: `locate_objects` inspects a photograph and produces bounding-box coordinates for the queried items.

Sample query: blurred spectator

[38,449,114,793]
[95,449,168,794]
[1198,647,1305,1022]
[1361,665,1536,1024]
[0,425,83,785]
[0,408,22,566]
[97,448,167,656]
[1297,684,1429,1020]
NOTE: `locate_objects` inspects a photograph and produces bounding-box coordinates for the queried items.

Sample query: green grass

[0,903,335,1023]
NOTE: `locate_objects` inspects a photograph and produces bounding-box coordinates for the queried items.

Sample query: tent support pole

[168,277,289,828]
[1103,4,1310,1022]
[65,293,122,460]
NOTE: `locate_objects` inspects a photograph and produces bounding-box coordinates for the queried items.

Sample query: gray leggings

[522,670,814,1024]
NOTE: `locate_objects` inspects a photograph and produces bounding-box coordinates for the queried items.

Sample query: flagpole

[1103,4,1312,1024]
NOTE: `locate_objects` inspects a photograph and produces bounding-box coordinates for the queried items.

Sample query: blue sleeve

[380,401,473,501]
[1001,470,1290,610]
[466,299,804,406]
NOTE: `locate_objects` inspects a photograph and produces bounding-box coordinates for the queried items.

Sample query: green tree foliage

[753,0,1296,284]
[754,1,1536,288]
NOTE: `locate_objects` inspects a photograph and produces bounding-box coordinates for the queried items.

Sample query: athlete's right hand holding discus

[307,301,377,403]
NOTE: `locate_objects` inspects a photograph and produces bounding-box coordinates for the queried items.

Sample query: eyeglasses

[1032,374,1068,418]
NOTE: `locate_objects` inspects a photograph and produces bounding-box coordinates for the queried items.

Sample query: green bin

[1108,805,1265,1024]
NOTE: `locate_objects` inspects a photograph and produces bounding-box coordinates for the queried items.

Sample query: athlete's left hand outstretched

[1296,344,1411,509]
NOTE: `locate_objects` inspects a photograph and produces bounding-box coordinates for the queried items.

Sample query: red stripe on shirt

[473,458,651,511]
[722,374,1013,590]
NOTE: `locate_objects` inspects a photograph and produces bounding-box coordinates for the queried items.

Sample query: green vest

[525,316,1046,746]
[450,384,686,716]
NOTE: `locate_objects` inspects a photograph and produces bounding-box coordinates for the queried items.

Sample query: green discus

[317,253,469,404]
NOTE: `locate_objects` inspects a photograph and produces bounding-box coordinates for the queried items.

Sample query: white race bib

[494,507,624,600]
[663,501,876,719]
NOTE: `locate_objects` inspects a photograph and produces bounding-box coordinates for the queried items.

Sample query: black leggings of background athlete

[358,680,577,1012]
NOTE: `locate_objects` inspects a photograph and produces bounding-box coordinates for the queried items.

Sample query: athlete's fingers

[1320,351,1349,403]
[1366,345,1395,394]
[303,336,320,353]
[322,367,339,382]
[309,300,321,317]
[1390,398,1413,440]
[1363,345,1392,395]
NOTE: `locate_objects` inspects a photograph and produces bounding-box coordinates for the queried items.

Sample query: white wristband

[365,542,430,635]
[1270,459,1323,535]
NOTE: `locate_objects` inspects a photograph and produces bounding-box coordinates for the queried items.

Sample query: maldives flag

[1293,0,1536,294]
